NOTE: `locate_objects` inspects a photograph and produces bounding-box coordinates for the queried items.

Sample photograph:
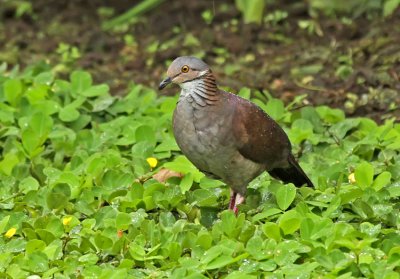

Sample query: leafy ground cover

[1,1,400,278]
[1,64,400,278]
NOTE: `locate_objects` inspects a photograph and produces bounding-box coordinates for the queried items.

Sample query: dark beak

[158,77,171,90]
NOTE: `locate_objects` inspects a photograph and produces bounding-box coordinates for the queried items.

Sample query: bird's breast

[173,98,232,158]
[172,96,265,191]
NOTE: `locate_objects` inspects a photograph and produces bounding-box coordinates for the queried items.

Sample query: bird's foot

[229,190,237,211]
[229,190,245,216]
[233,193,245,216]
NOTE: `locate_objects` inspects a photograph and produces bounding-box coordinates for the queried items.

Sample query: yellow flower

[348,173,356,184]
[5,227,16,238]
[146,157,158,168]
[63,216,73,226]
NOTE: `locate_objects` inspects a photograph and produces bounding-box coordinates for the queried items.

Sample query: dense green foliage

[0,65,400,278]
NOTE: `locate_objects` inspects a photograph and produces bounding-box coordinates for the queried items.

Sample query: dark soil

[1,0,399,122]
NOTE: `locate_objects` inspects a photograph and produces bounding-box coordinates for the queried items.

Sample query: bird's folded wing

[231,96,291,167]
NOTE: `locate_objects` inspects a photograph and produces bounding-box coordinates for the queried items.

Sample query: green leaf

[70,114,91,131]
[262,222,281,242]
[164,156,205,182]
[200,245,222,265]
[102,0,165,30]
[135,125,156,145]
[180,173,193,193]
[237,87,251,99]
[0,103,15,124]
[154,136,180,152]
[276,184,296,210]
[372,171,391,191]
[129,243,146,261]
[279,210,301,235]
[94,234,113,250]
[340,187,363,204]
[0,152,19,176]
[26,239,46,254]
[3,78,23,107]
[199,177,225,189]
[92,95,115,112]
[291,119,314,143]
[59,105,80,122]
[316,106,345,123]
[196,231,213,250]
[355,161,374,189]
[36,229,56,245]
[273,240,302,266]
[24,251,49,273]
[116,212,131,230]
[205,254,234,270]
[34,71,54,85]
[19,176,40,193]
[79,253,99,264]
[102,170,133,189]
[323,196,341,218]
[168,242,182,261]
[86,156,106,177]
[21,129,41,156]
[300,217,333,241]
[6,264,29,278]
[70,70,92,94]
[246,235,271,260]
[81,84,109,97]
[0,215,10,234]
[34,100,60,115]
[236,0,265,24]
[191,189,218,207]
[383,0,400,17]
[29,111,54,141]
[252,208,282,222]
[46,183,71,209]
[220,210,237,238]
[329,119,360,140]
[266,98,285,120]
[225,272,257,279]
[26,84,48,104]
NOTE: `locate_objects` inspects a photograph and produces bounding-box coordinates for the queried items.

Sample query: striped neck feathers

[179,71,219,106]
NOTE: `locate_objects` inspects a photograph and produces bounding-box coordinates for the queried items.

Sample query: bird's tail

[269,154,314,187]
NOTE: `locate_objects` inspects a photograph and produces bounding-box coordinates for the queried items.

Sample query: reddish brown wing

[231,95,291,168]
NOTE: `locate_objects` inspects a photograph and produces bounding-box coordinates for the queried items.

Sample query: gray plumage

[159,56,313,213]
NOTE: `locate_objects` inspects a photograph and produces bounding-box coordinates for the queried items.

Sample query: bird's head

[158,56,210,90]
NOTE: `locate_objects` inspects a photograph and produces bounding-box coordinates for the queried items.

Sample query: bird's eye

[181,65,189,73]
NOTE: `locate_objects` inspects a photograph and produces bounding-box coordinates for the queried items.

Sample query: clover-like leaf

[276,183,296,210]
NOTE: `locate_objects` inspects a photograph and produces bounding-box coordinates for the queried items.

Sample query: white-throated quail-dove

[159,56,313,214]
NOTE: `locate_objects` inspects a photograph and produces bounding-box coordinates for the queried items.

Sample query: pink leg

[229,189,237,210]
[233,193,245,216]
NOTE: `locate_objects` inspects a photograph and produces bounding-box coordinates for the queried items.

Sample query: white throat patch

[179,79,204,98]
[179,70,209,98]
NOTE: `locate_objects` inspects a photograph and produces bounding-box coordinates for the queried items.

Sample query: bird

[159,56,313,214]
